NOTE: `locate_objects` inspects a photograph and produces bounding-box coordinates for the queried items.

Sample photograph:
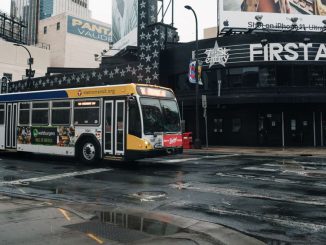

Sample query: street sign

[202,94,207,108]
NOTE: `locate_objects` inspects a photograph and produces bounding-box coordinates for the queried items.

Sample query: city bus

[0,83,183,163]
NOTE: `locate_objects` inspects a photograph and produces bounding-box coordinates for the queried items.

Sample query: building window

[56,22,60,30]
[232,118,241,133]
[44,26,47,34]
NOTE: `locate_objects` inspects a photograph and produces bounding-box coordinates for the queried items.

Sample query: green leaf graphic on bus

[32,128,39,138]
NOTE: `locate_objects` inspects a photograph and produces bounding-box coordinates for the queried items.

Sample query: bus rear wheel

[78,139,99,164]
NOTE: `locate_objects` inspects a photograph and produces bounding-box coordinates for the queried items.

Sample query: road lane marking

[0,168,112,186]
[243,166,279,172]
[163,158,202,163]
[87,233,104,244]
[58,208,71,221]
[151,154,239,163]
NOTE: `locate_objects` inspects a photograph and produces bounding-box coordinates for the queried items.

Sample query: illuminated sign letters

[67,16,112,43]
[250,43,326,62]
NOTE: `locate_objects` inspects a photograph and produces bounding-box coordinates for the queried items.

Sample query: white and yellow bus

[0,83,183,163]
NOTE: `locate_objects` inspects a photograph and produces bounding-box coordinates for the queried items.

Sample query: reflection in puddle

[97,211,181,236]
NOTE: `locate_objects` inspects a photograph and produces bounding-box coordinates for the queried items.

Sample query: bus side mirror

[127,96,136,105]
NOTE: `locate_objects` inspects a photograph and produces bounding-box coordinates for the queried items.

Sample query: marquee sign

[199,42,326,68]
[67,16,112,43]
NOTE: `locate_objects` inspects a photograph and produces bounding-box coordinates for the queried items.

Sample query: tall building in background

[40,0,91,20]
[10,0,39,45]
[10,0,91,45]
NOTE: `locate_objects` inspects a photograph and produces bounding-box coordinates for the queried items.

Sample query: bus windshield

[140,98,181,135]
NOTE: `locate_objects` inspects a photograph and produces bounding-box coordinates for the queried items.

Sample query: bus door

[104,100,125,156]
[5,103,17,149]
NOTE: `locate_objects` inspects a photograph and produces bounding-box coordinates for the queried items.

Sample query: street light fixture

[185,5,201,149]
[14,43,34,82]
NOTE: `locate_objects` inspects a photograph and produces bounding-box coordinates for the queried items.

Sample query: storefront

[160,31,326,146]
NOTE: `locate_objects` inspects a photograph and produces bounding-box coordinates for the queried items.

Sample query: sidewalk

[184,146,326,157]
[0,195,265,245]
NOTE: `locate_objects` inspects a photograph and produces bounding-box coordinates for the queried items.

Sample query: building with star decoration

[4,0,326,148]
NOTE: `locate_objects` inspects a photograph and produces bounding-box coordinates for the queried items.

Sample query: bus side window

[129,101,141,138]
[0,104,4,124]
[52,101,71,125]
[19,102,30,125]
[32,102,49,125]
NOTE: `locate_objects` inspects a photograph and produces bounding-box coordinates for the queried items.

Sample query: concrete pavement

[0,194,265,245]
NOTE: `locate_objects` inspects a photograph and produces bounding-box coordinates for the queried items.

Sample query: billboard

[219,0,326,32]
[67,16,112,43]
[112,0,138,49]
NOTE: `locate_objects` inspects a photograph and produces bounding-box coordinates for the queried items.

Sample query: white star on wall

[114,67,120,74]
[145,66,151,73]
[140,1,146,8]
[153,28,159,36]
[145,55,151,62]
[109,71,114,78]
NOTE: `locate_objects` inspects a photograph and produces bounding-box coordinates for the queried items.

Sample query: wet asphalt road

[0,152,326,244]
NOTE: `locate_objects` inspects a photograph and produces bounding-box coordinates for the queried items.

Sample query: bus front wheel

[78,139,99,164]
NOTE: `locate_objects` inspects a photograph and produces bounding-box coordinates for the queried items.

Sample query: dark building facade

[160,31,326,147]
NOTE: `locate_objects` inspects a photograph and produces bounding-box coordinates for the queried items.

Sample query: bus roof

[0,83,174,102]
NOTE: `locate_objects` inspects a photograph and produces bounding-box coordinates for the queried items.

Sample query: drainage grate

[65,221,149,243]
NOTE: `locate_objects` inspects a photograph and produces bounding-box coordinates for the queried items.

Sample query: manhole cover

[133,191,167,201]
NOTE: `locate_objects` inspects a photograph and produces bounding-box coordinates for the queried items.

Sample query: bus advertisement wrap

[219,0,326,32]
[31,127,57,145]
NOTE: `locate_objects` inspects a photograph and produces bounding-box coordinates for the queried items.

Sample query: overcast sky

[0,0,217,41]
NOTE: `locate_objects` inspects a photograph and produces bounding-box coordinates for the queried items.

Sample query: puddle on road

[65,210,181,243]
[97,210,181,236]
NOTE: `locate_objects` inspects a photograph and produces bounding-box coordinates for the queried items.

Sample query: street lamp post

[14,43,34,83]
[185,5,201,149]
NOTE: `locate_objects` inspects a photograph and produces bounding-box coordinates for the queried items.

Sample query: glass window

[128,101,141,138]
[242,67,259,87]
[258,67,276,87]
[140,98,181,134]
[32,102,49,125]
[74,100,100,125]
[309,66,325,87]
[0,104,4,124]
[160,100,181,132]
[227,68,243,87]
[52,101,71,125]
[19,102,30,125]
[56,22,60,30]
[232,118,241,133]
[44,26,47,34]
